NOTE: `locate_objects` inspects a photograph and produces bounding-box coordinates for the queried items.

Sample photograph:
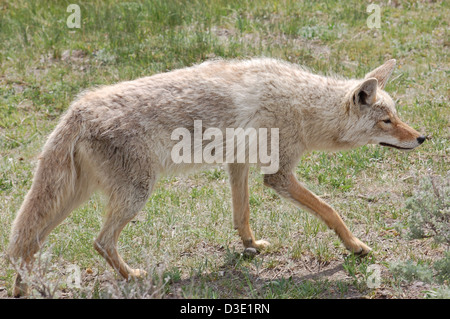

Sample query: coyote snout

[8,57,425,297]
[377,117,426,151]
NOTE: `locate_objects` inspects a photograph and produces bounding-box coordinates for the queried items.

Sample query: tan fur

[7,58,424,296]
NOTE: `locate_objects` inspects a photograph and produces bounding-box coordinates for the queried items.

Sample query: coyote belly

[8,58,425,296]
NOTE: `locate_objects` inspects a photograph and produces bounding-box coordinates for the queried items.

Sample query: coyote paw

[242,238,270,251]
[253,239,270,251]
[129,268,147,278]
[346,237,372,256]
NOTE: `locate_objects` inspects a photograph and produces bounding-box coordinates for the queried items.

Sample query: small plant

[389,260,434,284]
[262,277,329,299]
[342,253,379,291]
[406,175,449,245]
[390,176,449,298]
[162,266,182,284]
[389,252,450,299]
[433,251,450,284]
[424,287,450,299]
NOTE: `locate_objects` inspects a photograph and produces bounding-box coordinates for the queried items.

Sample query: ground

[0,0,448,299]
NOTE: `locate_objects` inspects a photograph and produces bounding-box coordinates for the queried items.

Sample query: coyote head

[345,59,426,150]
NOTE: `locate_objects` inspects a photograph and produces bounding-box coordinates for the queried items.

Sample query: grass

[0,0,449,299]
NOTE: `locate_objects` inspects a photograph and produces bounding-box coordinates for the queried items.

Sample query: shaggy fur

[8,58,425,296]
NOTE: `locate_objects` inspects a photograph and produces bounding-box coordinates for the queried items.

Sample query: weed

[406,175,450,245]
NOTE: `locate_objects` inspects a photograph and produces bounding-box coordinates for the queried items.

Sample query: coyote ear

[351,78,378,111]
[364,59,396,89]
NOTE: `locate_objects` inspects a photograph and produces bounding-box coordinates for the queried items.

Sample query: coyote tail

[7,109,85,263]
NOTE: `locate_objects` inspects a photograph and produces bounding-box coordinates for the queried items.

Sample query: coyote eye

[382,119,391,124]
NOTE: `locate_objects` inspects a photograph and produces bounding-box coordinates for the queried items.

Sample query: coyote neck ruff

[8,58,425,297]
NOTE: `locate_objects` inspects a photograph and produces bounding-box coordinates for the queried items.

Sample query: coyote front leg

[264,172,371,255]
[228,164,270,250]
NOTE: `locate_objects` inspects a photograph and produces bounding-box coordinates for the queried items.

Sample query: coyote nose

[417,136,426,144]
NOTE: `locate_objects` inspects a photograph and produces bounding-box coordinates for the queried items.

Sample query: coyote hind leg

[94,179,155,280]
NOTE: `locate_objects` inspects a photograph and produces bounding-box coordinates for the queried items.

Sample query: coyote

[8,58,425,296]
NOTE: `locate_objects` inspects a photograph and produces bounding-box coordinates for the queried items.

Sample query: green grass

[0,0,449,299]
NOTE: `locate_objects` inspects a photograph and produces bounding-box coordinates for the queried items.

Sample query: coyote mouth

[379,142,414,150]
